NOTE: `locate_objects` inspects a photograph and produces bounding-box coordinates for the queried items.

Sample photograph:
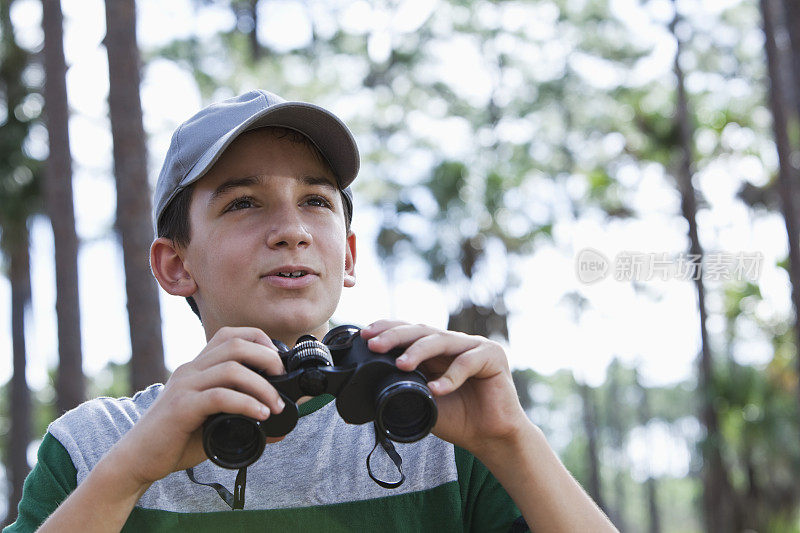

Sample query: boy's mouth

[276,271,307,278]
[265,265,316,277]
[263,266,318,288]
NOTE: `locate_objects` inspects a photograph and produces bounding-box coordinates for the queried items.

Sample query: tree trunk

[634,369,661,533]
[248,0,261,62]
[741,441,761,531]
[605,361,627,532]
[232,0,262,62]
[669,9,733,532]
[5,228,33,527]
[447,300,509,339]
[0,1,34,524]
[762,0,800,451]
[782,0,800,133]
[578,381,607,515]
[41,0,84,413]
[104,0,166,392]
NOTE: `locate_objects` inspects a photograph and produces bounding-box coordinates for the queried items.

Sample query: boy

[5,90,616,532]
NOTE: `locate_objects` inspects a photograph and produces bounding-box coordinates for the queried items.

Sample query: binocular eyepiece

[202,325,438,469]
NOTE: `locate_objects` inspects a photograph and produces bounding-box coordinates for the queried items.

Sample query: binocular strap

[186,423,404,507]
[366,422,405,489]
[185,465,247,510]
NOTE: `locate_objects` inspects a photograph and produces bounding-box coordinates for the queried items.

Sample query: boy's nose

[266,210,312,249]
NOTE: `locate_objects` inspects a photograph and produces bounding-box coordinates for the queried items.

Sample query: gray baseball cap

[153,89,359,233]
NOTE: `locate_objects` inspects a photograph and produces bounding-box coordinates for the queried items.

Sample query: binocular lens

[204,415,265,469]
[376,381,437,443]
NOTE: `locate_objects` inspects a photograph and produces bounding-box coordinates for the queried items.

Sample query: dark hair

[156,127,352,321]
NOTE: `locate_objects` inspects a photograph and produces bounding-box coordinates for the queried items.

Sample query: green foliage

[713,278,800,525]
[0,379,56,458]
[0,361,132,468]
[512,361,709,532]
[428,161,467,212]
[87,362,131,400]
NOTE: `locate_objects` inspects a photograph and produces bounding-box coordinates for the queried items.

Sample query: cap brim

[179,101,359,192]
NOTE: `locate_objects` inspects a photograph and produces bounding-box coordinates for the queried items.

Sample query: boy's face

[176,128,355,344]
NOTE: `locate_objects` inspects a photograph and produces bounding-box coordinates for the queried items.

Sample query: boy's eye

[225,196,256,212]
[305,195,332,208]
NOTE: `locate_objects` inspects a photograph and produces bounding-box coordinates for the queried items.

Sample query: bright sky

[0,0,787,484]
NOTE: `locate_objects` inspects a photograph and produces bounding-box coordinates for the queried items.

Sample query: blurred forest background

[2,0,800,531]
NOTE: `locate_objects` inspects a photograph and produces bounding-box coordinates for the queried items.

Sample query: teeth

[277,271,306,278]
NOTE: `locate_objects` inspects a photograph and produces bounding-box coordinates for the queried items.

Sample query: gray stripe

[49,385,457,512]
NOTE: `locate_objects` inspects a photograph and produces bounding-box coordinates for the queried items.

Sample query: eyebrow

[298,175,338,192]
[208,175,338,206]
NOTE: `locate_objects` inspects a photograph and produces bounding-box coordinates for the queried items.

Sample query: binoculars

[202,325,438,469]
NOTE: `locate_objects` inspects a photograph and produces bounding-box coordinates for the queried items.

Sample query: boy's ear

[344,232,356,288]
[150,237,197,297]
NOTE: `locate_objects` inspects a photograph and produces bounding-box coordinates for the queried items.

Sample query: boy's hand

[109,326,287,491]
[362,321,619,532]
[360,320,529,456]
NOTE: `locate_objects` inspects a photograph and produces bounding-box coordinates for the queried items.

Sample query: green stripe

[298,394,334,417]
[122,481,465,533]
[453,446,525,532]
[3,434,77,532]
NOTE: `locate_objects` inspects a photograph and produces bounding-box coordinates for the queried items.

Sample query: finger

[205,326,277,351]
[195,337,285,376]
[195,387,273,422]
[392,331,480,370]
[426,346,496,395]
[359,320,410,340]
[194,361,285,414]
[366,323,439,352]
